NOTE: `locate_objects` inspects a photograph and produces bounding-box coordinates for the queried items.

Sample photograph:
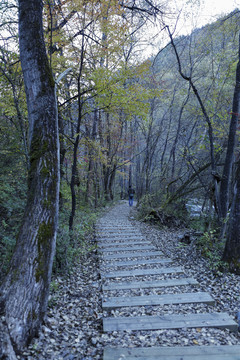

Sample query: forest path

[97,201,240,360]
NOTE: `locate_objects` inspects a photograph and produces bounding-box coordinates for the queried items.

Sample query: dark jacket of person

[128,187,135,198]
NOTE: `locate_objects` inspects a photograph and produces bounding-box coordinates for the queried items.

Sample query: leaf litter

[22,201,240,359]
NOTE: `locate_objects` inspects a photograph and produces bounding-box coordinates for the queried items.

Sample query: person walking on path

[128,185,135,206]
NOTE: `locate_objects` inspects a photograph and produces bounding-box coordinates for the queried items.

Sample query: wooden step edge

[98,246,155,253]
[101,258,172,268]
[102,292,215,309]
[98,241,150,248]
[101,267,183,279]
[103,345,240,360]
[101,251,164,260]
[102,278,199,291]
[103,312,238,332]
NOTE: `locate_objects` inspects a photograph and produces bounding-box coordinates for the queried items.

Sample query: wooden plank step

[100,235,142,238]
[101,267,183,279]
[103,312,238,332]
[103,258,172,268]
[102,251,164,260]
[98,228,136,231]
[99,237,145,242]
[98,224,135,227]
[103,345,240,360]
[102,277,199,291]
[98,241,150,248]
[100,233,141,236]
[99,229,140,231]
[98,245,155,253]
[102,292,214,309]
[99,228,140,230]
[99,230,138,233]
[98,226,136,228]
[100,231,143,238]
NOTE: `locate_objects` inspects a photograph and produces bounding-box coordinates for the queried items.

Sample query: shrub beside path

[97,201,240,360]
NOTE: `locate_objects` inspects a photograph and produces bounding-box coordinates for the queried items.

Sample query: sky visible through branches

[140,0,240,59]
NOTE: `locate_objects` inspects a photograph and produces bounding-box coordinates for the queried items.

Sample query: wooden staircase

[97,209,240,360]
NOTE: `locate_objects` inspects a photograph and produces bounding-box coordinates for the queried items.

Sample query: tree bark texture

[219,34,240,224]
[222,34,240,269]
[0,0,59,356]
[222,161,240,272]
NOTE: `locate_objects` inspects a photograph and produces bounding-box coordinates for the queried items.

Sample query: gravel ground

[22,201,240,359]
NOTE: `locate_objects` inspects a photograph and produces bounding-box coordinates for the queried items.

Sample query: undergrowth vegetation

[136,193,190,228]
[0,162,27,279]
[54,206,99,273]
[135,194,229,273]
[0,184,102,280]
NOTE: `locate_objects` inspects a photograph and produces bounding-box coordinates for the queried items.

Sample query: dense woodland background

[1,2,240,270]
[1,0,240,356]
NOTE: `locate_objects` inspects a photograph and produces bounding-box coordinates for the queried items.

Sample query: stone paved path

[97,201,240,360]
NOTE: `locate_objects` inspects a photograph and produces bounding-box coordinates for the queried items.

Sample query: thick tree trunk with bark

[222,161,240,272]
[219,34,240,228]
[0,0,59,356]
[221,35,240,269]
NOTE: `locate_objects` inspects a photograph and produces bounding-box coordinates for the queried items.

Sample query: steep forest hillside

[139,11,240,258]
[136,10,240,272]
[144,11,239,204]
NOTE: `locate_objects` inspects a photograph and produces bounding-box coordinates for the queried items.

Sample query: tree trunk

[69,34,84,232]
[221,35,240,268]
[109,164,117,200]
[0,0,59,356]
[222,161,240,272]
[103,164,111,201]
[219,34,240,230]
[85,109,98,204]
[167,26,221,219]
